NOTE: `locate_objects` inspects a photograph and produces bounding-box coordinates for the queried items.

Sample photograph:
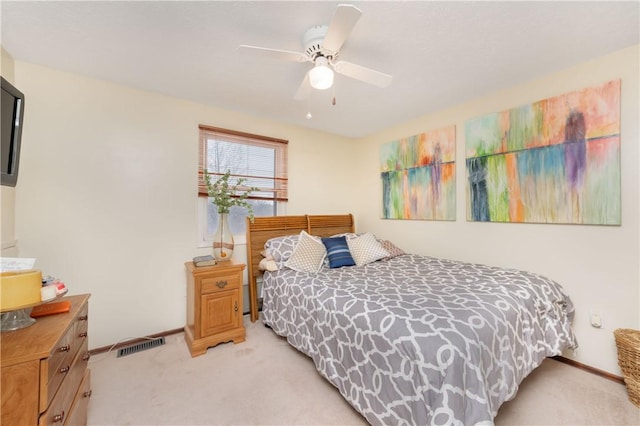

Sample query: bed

[246,214,578,425]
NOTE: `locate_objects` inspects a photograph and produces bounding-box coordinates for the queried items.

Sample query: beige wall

[11,45,639,376]
[12,61,358,348]
[355,45,640,375]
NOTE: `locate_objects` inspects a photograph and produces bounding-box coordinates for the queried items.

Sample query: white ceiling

[1,1,638,138]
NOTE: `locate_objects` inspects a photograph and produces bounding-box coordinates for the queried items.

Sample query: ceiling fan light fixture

[309,57,334,90]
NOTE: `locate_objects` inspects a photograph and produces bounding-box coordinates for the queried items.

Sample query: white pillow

[347,233,390,266]
[259,257,278,272]
[284,231,327,273]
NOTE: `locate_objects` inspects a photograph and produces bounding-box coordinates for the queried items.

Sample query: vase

[213,213,234,261]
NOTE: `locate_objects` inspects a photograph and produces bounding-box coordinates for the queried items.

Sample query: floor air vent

[117,337,165,357]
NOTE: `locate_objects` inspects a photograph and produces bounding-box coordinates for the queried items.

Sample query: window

[198,125,288,246]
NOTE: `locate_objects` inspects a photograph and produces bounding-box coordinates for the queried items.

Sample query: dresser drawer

[64,369,91,426]
[39,338,90,426]
[41,336,77,412]
[40,303,89,413]
[201,273,240,294]
[74,304,89,342]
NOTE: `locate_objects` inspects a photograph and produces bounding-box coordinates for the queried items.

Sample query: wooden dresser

[184,261,245,357]
[1,294,92,425]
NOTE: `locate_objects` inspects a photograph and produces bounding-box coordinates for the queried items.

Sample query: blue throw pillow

[321,236,356,268]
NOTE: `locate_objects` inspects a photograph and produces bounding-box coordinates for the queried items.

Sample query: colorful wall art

[381,126,456,220]
[465,80,621,225]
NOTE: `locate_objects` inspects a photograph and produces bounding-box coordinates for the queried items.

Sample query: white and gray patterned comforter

[261,254,577,426]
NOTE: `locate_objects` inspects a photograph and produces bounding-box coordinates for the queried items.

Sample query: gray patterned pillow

[264,234,300,269]
[284,231,327,273]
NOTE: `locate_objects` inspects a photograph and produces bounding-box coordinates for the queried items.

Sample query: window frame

[197,125,288,247]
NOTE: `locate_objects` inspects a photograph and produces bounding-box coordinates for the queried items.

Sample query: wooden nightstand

[184,261,246,357]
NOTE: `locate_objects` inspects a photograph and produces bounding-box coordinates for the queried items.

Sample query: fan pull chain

[332,82,337,106]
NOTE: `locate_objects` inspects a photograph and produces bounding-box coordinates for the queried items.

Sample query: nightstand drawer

[201,273,240,294]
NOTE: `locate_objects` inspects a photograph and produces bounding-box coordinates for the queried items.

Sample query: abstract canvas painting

[381,126,456,220]
[465,79,621,225]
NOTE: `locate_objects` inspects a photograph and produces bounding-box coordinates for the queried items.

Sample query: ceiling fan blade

[333,60,393,88]
[238,45,309,63]
[322,4,362,53]
[294,72,312,100]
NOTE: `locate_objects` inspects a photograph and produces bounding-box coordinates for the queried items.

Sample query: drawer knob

[52,411,65,423]
[78,315,88,321]
[59,365,70,374]
[82,352,91,361]
[79,331,88,338]
[83,390,93,398]
[58,345,70,352]
[216,280,228,289]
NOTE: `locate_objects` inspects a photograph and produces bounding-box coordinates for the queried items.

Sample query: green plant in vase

[204,170,259,261]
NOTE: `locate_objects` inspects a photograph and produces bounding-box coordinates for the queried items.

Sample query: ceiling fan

[239,4,393,100]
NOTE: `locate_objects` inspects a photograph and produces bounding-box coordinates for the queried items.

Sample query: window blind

[198,125,288,202]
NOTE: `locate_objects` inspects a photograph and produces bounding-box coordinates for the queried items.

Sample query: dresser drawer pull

[59,365,70,374]
[52,410,65,423]
[216,280,228,289]
[82,352,91,361]
[83,390,93,398]
[78,315,88,321]
[58,344,70,352]
[79,331,88,338]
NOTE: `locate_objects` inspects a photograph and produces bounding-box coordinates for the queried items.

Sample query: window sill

[197,235,248,249]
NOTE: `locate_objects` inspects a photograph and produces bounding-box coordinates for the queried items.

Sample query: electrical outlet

[590,311,603,328]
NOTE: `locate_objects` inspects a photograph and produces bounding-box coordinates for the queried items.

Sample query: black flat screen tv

[1,76,25,187]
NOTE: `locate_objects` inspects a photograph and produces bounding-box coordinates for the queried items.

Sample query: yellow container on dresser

[1,294,92,425]
[184,261,245,357]
[0,269,43,311]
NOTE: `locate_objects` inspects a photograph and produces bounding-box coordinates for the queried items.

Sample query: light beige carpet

[87,315,639,425]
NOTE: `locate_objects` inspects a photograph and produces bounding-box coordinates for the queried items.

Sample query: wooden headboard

[245,214,355,322]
